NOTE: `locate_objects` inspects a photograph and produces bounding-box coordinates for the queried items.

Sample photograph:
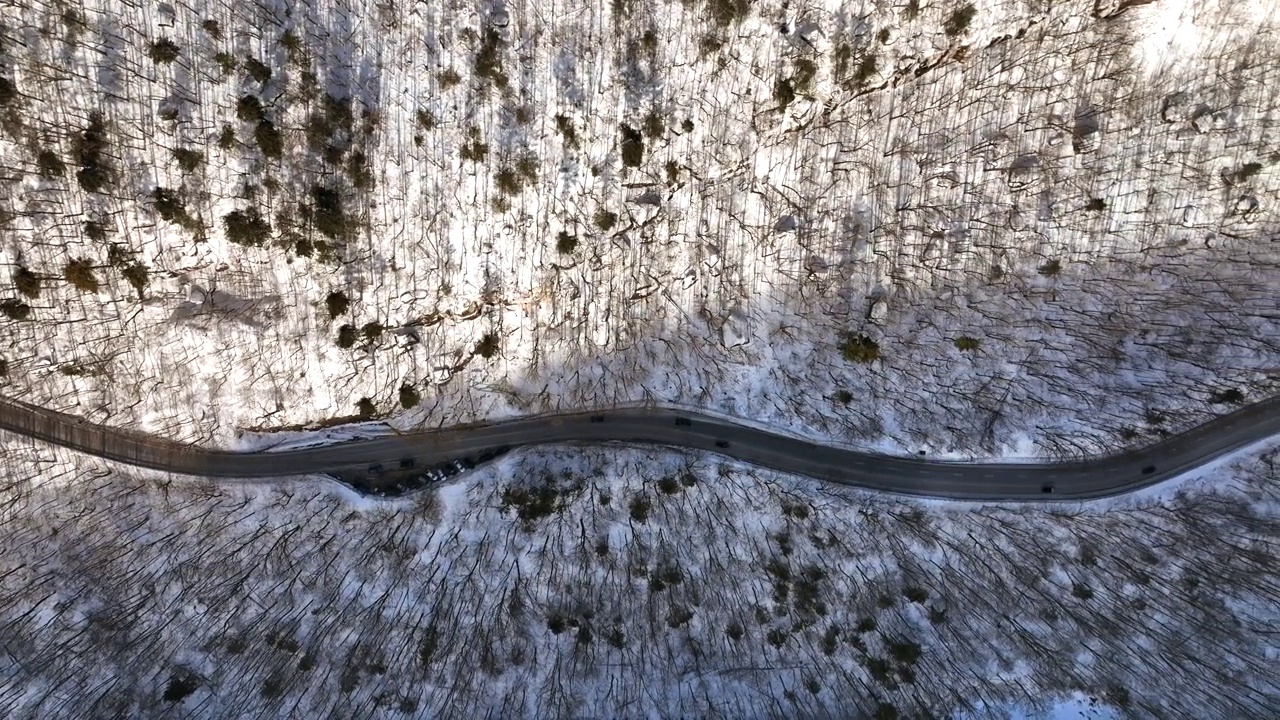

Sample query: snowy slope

[0,431,1275,718]
[0,0,1278,717]
[0,0,1275,458]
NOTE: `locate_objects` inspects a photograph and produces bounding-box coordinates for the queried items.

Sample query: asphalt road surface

[1,394,1278,500]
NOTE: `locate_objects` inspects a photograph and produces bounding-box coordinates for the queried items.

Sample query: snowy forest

[0,0,1277,717]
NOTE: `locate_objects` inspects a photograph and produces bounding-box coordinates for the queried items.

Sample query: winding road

[1,394,1278,500]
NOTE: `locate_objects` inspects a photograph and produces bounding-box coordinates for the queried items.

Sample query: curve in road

[1,394,1278,501]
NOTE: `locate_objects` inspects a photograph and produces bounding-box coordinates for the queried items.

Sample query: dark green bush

[325,291,349,318]
[475,332,500,358]
[773,78,796,110]
[439,68,462,89]
[75,112,110,193]
[122,263,148,297]
[619,124,644,167]
[64,258,99,293]
[594,209,617,232]
[223,207,271,247]
[474,29,507,87]
[254,119,282,158]
[174,148,204,173]
[336,324,357,348]
[1231,161,1264,185]
[311,185,347,238]
[152,187,189,224]
[280,32,305,64]
[361,321,383,341]
[642,109,664,139]
[325,94,355,131]
[706,0,751,27]
[214,52,237,76]
[460,131,488,162]
[36,149,65,177]
[304,110,336,154]
[0,298,31,320]
[554,114,577,147]
[875,702,900,720]
[954,336,981,351]
[648,561,684,591]
[501,476,565,524]
[0,77,16,106]
[605,627,625,648]
[162,672,199,703]
[83,220,108,242]
[666,606,694,628]
[517,153,538,182]
[1038,259,1062,277]
[546,613,567,634]
[854,54,878,87]
[245,58,271,85]
[13,266,39,298]
[236,95,265,123]
[399,384,420,409]
[1210,388,1244,404]
[356,397,376,418]
[556,231,578,254]
[106,243,131,267]
[839,332,879,363]
[794,58,817,93]
[149,38,181,64]
[346,151,372,189]
[665,161,680,184]
[944,4,977,37]
[217,125,236,149]
[495,167,522,195]
[629,495,651,523]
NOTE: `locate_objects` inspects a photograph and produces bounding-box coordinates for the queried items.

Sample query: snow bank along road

[1,394,1279,500]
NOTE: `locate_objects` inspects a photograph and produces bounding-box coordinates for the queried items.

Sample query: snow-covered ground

[1,0,1278,717]
[0,432,1275,718]
[960,694,1121,720]
[0,0,1275,458]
